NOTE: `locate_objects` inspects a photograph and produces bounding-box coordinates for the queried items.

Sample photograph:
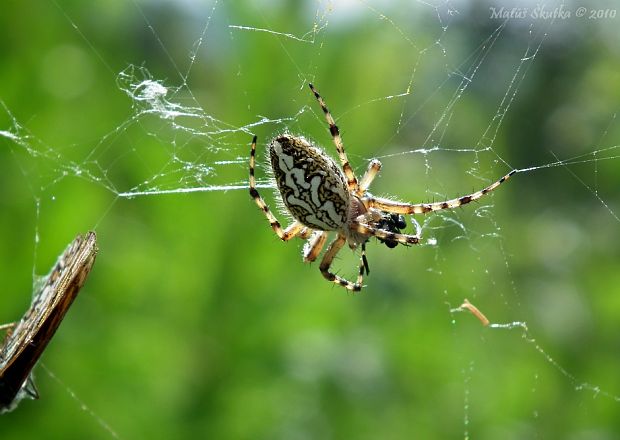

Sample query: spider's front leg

[249,135,305,241]
[308,83,359,193]
[357,159,382,196]
[353,222,421,247]
[319,234,365,292]
[366,170,517,215]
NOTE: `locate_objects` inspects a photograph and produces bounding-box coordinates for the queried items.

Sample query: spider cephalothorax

[250,83,515,292]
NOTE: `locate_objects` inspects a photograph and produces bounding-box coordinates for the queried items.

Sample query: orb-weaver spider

[249,84,515,291]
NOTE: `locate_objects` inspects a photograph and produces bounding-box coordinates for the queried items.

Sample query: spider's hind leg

[249,135,305,241]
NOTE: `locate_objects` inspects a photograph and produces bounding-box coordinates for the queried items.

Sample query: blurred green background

[1,0,620,438]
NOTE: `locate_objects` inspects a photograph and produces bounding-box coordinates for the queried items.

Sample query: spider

[249,83,515,292]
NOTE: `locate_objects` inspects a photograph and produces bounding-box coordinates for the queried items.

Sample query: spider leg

[303,231,328,263]
[0,322,15,332]
[306,232,368,280]
[319,234,363,292]
[360,242,370,275]
[357,159,382,196]
[308,83,359,192]
[353,222,421,246]
[298,227,313,240]
[249,135,306,241]
[366,170,516,214]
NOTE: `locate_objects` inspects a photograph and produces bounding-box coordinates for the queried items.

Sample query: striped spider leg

[364,170,517,215]
[249,83,515,292]
[308,83,358,192]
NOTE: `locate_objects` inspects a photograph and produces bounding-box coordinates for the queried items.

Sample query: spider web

[1,0,620,438]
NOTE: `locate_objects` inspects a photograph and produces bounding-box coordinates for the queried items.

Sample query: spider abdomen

[269,135,349,231]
